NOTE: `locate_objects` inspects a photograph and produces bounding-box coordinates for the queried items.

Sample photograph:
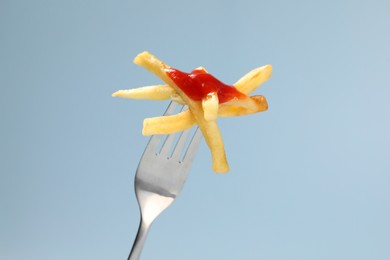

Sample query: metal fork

[128,101,202,260]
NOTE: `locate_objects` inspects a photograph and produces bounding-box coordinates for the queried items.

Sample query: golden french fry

[223,96,260,111]
[134,51,229,173]
[202,92,219,121]
[204,120,229,173]
[142,110,195,135]
[133,51,172,83]
[112,85,174,100]
[219,95,268,117]
[234,65,272,94]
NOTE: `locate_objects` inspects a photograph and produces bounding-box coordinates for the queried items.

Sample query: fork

[128,101,202,260]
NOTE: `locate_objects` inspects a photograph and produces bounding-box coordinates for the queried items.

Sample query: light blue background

[1,0,389,259]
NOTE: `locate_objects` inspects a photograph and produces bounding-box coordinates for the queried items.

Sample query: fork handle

[128,219,150,260]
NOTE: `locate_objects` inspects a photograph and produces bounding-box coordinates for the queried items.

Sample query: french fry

[219,95,268,117]
[143,110,195,135]
[202,119,228,173]
[223,96,259,112]
[133,52,172,83]
[234,65,272,94]
[112,85,174,100]
[202,92,219,121]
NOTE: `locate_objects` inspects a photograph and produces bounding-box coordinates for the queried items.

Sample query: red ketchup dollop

[165,67,246,103]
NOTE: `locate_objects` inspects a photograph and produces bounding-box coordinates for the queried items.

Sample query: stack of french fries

[113,51,272,173]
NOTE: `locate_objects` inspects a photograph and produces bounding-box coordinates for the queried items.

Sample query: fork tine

[143,102,178,154]
[181,127,202,163]
[164,101,178,116]
[143,135,163,155]
[159,133,176,156]
[171,128,191,160]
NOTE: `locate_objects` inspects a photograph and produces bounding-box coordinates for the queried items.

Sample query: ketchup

[165,67,246,103]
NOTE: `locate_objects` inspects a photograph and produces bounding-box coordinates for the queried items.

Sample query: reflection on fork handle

[128,218,150,260]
